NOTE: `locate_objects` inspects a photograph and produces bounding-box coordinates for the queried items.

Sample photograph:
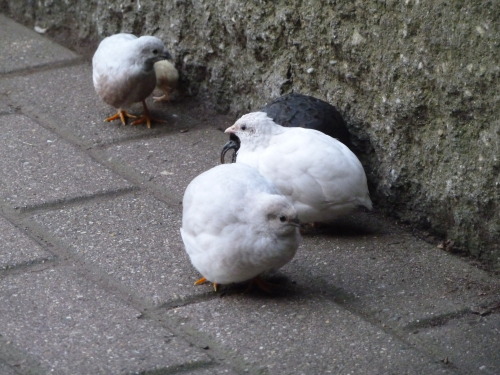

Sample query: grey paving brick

[102,124,227,201]
[0,114,132,209]
[32,192,204,305]
[164,294,454,375]
[285,213,500,328]
[0,90,17,114]
[0,63,226,146]
[0,265,210,375]
[408,312,500,375]
[0,361,19,375]
[0,216,53,269]
[0,15,80,74]
[0,333,49,375]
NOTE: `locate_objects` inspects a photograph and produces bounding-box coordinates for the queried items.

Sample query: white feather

[225,111,372,223]
[180,163,301,285]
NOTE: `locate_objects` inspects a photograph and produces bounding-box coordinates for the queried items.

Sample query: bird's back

[238,126,371,222]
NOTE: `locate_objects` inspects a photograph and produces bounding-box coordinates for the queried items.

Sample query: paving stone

[32,192,204,305]
[102,124,227,201]
[0,90,17,114]
[407,312,500,375]
[164,294,453,375]
[0,14,80,74]
[0,361,19,375]
[0,333,49,374]
[284,213,500,328]
[0,114,132,209]
[0,63,229,146]
[0,216,53,269]
[0,265,210,375]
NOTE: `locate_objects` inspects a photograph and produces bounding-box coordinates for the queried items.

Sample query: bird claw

[194,277,218,291]
[130,115,152,129]
[131,115,168,129]
[104,110,137,125]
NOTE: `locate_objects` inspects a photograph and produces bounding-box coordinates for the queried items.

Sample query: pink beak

[224,125,237,134]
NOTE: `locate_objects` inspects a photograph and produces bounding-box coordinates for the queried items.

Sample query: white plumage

[92,33,171,128]
[225,111,372,224]
[180,163,301,287]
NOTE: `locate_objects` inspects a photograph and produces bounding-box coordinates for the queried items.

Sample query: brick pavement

[0,14,498,375]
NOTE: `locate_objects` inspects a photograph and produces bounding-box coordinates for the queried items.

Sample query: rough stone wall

[2,0,499,267]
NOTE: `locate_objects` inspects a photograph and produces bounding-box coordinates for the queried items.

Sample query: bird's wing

[182,166,271,239]
[93,34,137,82]
[180,227,204,257]
[257,128,368,206]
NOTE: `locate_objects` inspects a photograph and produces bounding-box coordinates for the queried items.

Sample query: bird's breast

[94,66,156,108]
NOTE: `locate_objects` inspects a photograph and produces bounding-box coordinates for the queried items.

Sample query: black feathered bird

[221,93,353,163]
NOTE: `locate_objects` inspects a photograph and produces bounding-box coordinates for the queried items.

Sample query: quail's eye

[279,216,287,223]
[153,49,158,54]
[241,125,247,131]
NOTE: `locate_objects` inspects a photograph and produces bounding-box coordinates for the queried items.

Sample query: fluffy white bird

[92,33,171,128]
[225,112,372,224]
[180,163,301,290]
[153,60,179,102]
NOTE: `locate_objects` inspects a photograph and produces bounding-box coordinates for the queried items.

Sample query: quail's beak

[289,217,301,227]
[160,50,172,61]
[220,134,240,164]
[224,124,237,134]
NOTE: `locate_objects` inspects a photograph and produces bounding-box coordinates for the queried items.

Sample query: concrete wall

[3,0,498,267]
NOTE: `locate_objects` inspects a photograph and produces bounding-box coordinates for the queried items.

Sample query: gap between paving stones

[1,186,139,215]
[0,57,86,80]
[138,362,227,375]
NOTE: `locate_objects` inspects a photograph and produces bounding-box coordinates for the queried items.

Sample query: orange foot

[130,100,167,128]
[194,277,219,292]
[104,110,137,125]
